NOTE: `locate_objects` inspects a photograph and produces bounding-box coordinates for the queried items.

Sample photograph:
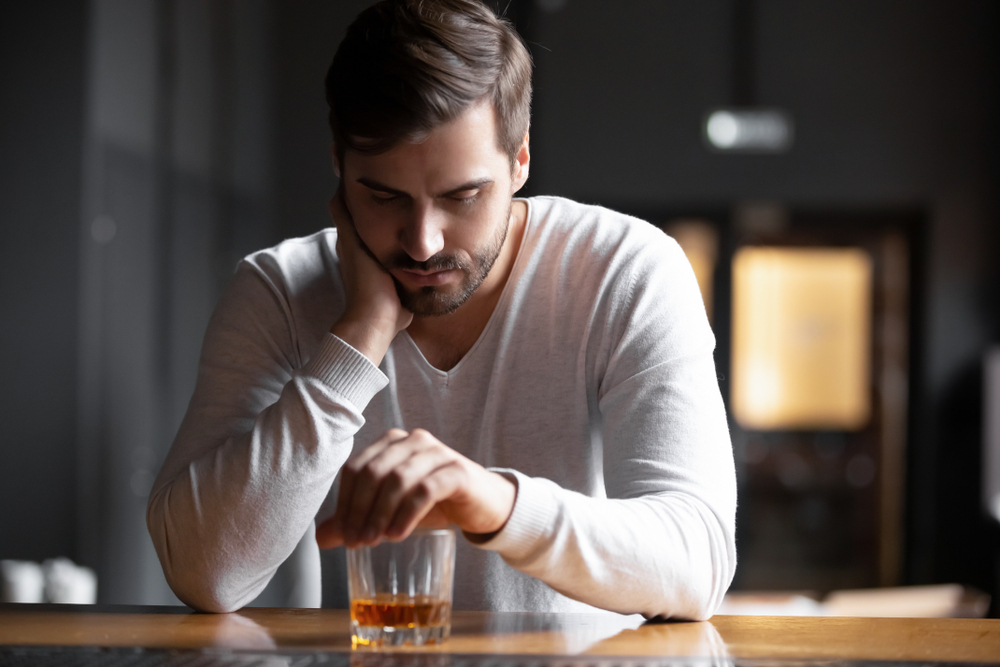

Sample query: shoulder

[528,196,680,256]
[524,196,688,288]
[522,196,710,348]
[211,229,343,367]
[239,228,340,301]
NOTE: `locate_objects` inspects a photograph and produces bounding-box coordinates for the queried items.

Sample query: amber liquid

[350,594,451,628]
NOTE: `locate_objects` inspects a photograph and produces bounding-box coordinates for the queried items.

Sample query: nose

[399,203,445,262]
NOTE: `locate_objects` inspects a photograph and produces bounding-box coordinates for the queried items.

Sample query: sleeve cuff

[467,469,559,560]
[302,333,389,409]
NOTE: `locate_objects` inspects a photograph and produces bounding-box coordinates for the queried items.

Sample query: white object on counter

[43,558,97,604]
[1,558,97,604]
[1,560,45,603]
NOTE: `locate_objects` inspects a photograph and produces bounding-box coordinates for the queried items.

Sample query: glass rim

[345,527,456,552]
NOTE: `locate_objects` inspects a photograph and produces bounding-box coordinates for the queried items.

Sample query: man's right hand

[316,428,517,549]
[329,188,412,366]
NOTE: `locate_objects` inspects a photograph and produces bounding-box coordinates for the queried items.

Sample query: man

[147,0,736,619]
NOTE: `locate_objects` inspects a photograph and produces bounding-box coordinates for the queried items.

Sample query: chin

[395,282,476,317]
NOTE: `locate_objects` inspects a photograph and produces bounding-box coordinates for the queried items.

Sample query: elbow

[684,558,734,621]
[684,588,725,622]
[146,493,253,614]
[648,577,727,622]
[156,548,255,614]
[675,548,734,621]
[695,533,737,620]
[652,524,736,621]
[683,502,737,620]
[173,582,247,614]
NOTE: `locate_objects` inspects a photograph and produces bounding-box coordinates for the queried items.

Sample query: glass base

[351,621,450,649]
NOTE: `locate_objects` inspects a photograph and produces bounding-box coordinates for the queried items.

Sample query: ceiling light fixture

[704,109,794,153]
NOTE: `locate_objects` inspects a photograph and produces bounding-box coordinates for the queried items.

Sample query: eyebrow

[356,177,494,198]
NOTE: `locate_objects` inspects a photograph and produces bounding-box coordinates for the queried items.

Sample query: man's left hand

[316,429,517,549]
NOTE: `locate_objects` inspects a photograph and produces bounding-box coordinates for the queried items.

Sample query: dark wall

[530,0,999,206]
[0,1,87,561]
[272,0,373,241]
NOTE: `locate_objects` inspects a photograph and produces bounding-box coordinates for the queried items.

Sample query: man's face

[339,102,528,316]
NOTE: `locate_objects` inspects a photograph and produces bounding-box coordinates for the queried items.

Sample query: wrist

[330,316,398,366]
[464,472,517,543]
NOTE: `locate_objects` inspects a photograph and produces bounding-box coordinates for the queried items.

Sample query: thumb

[316,516,345,549]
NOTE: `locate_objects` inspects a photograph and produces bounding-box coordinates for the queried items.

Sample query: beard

[358,200,513,317]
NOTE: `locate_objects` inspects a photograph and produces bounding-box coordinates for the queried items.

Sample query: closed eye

[444,180,492,205]
[371,191,401,205]
[449,190,481,205]
[357,177,408,205]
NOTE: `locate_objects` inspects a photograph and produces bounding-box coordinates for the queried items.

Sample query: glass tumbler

[346,528,456,648]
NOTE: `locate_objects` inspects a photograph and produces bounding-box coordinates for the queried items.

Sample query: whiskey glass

[346,528,456,648]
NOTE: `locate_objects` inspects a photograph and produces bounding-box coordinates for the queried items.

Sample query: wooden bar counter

[1,604,998,664]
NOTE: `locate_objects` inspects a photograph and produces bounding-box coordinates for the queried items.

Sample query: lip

[396,268,460,287]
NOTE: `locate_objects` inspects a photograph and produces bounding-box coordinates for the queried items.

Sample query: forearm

[147,336,387,612]
[477,472,735,620]
[481,323,736,618]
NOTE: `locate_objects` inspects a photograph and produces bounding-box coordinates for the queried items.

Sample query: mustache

[385,252,467,273]
[351,227,466,274]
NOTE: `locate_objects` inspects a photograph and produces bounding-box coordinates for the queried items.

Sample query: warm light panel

[667,220,718,321]
[731,247,872,430]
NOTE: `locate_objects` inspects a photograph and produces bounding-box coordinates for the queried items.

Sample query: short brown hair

[325,0,532,168]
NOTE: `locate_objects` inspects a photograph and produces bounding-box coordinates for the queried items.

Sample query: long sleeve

[146,253,387,612]
[474,221,737,620]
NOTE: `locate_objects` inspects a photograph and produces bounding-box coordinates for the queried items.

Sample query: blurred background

[1,0,998,614]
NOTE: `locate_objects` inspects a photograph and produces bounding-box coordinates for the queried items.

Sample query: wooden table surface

[1,604,999,662]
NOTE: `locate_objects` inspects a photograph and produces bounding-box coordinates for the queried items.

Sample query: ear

[331,142,342,178]
[511,132,530,193]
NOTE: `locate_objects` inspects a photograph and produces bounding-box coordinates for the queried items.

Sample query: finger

[315,515,342,549]
[414,507,451,531]
[387,461,468,540]
[331,429,408,542]
[343,438,422,546]
[339,429,412,545]
[362,441,457,542]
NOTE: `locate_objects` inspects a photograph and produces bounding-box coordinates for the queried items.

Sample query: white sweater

[147,196,736,619]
